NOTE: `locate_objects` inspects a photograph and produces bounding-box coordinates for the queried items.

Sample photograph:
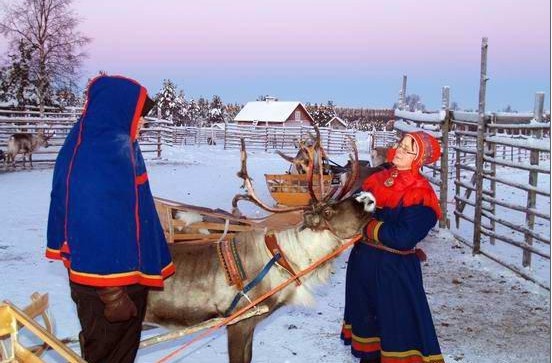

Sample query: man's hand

[97,287,137,323]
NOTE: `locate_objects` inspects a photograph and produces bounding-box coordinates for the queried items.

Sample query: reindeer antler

[232,138,307,215]
[332,137,359,201]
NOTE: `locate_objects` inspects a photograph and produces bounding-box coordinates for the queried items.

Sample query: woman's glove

[97,286,137,322]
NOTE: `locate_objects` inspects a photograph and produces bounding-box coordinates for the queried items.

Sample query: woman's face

[392,135,418,170]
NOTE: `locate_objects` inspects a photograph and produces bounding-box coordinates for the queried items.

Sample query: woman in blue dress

[341,131,445,363]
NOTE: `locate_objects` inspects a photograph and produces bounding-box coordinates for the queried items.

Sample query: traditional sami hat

[385,131,441,173]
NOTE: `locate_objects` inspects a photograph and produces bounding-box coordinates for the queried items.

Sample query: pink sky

[1,0,550,109]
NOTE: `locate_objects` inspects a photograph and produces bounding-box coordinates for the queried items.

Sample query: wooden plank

[472,36,489,255]
[483,155,550,174]
[481,194,550,219]
[481,210,549,244]
[2,301,86,363]
[140,305,270,349]
[523,150,539,267]
[480,229,549,259]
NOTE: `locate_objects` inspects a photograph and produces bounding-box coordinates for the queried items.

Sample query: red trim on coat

[352,340,381,353]
[136,173,148,185]
[129,87,147,268]
[130,87,147,141]
[68,262,176,288]
[45,248,61,259]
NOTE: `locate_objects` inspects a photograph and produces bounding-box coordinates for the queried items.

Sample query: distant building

[325,116,348,129]
[234,97,314,127]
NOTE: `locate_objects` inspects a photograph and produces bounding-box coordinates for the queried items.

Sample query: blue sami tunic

[341,167,445,363]
[46,76,175,287]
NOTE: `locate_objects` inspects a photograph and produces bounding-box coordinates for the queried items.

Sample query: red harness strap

[216,239,247,290]
[264,233,301,286]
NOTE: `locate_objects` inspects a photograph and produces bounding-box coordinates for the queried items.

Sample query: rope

[155,233,362,363]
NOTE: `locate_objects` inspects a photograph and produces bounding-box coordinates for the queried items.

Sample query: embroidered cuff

[365,219,383,244]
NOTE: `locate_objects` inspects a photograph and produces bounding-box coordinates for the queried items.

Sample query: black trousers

[70,281,149,363]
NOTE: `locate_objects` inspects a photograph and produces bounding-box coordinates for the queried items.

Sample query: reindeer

[276,134,330,175]
[146,135,381,363]
[4,131,54,169]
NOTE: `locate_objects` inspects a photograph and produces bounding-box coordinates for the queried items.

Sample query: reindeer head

[232,128,375,239]
[36,130,55,148]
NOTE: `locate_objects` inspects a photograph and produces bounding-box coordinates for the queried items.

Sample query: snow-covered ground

[0,144,549,363]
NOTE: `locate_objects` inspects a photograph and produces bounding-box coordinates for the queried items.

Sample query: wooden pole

[534,92,545,138]
[400,75,408,110]
[488,115,497,245]
[472,37,489,255]
[439,87,450,228]
[454,123,462,228]
[523,149,539,267]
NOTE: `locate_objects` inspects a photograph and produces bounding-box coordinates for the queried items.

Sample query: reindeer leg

[29,153,33,168]
[227,315,263,363]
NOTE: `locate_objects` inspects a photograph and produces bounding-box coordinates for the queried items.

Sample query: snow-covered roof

[325,116,347,127]
[234,101,313,123]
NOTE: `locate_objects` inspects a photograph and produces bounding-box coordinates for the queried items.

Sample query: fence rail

[388,83,551,289]
[223,124,356,154]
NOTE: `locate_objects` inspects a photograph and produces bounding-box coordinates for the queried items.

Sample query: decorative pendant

[384,169,399,187]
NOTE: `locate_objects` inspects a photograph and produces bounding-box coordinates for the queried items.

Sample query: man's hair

[141,95,155,117]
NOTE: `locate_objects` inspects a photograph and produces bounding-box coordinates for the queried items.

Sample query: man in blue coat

[46,75,175,363]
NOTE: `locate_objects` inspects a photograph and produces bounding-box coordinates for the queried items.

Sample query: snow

[0,144,549,363]
[486,135,551,152]
[394,109,446,123]
[234,101,308,123]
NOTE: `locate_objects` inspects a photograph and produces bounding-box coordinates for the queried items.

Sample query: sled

[154,196,303,244]
[264,173,340,206]
[0,292,85,363]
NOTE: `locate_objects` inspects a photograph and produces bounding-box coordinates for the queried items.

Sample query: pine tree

[197,97,209,126]
[186,99,200,126]
[209,95,225,124]
[153,79,181,125]
[0,39,38,108]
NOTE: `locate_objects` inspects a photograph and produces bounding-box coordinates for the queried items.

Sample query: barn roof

[234,101,314,123]
[325,116,347,127]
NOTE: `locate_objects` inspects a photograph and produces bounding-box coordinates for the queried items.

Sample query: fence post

[224,123,228,150]
[534,92,545,138]
[488,114,497,244]
[157,129,162,158]
[439,87,450,229]
[399,75,407,110]
[265,126,268,152]
[523,149,539,267]
[472,37,489,255]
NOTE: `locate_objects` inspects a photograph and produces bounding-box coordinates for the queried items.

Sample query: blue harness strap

[224,252,281,317]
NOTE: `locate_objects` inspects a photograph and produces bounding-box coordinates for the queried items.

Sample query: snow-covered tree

[197,97,209,126]
[186,99,200,126]
[0,0,90,111]
[208,95,225,124]
[306,100,336,127]
[0,39,38,107]
[153,79,186,125]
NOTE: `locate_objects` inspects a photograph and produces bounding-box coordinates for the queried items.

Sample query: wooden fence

[223,123,356,154]
[0,112,168,166]
[390,63,550,289]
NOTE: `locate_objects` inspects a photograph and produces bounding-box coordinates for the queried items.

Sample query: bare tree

[0,0,90,111]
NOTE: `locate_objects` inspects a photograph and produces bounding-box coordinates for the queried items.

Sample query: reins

[155,233,362,363]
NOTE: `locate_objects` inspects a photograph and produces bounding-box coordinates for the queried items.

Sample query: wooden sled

[154,196,303,244]
[265,173,340,206]
[0,293,85,363]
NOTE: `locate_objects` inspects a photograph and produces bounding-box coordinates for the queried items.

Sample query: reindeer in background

[4,130,54,169]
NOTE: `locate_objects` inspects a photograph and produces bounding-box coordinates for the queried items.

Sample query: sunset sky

[2,0,551,110]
